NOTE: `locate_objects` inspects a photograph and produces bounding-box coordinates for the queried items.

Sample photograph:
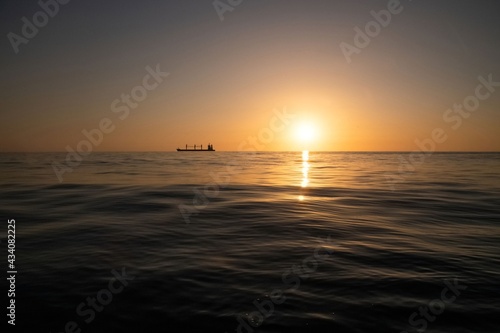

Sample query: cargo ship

[177,144,215,151]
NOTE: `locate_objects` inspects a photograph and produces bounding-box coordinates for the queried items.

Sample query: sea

[1,152,499,333]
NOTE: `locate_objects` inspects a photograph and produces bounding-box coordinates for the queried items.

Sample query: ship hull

[176,149,215,151]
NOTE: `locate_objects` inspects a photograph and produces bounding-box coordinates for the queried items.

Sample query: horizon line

[1,150,499,154]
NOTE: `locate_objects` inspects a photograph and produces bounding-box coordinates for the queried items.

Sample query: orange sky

[1,1,499,152]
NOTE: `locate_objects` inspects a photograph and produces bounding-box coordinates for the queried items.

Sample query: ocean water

[1,152,500,333]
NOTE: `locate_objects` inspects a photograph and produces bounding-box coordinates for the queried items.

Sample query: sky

[1,0,499,152]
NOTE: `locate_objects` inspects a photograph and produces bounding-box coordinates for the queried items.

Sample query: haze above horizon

[1,0,499,152]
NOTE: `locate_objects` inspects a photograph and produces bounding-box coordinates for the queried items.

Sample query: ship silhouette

[177,144,215,151]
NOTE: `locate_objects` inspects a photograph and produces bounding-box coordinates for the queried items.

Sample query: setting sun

[295,122,317,143]
[2,2,500,332]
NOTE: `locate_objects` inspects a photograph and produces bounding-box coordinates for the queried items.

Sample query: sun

[295,122,316,142]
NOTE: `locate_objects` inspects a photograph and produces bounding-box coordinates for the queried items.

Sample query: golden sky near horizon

[1,1,499,152]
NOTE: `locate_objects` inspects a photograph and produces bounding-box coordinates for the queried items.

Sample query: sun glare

[296,122,316,142]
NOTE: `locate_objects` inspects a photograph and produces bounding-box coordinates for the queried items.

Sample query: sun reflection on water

[299,150,310,201]
[301,151,309,188]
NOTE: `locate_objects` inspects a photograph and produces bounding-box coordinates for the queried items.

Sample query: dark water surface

[1,152,499,332]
